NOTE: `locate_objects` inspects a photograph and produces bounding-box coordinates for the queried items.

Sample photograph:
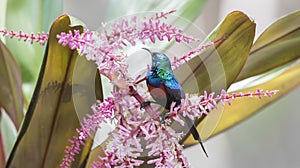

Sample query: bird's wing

[165,77,185,107]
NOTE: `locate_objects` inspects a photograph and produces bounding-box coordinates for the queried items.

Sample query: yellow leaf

[184,62,300,146]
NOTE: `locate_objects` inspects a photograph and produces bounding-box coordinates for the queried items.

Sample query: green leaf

[85,142,106,167]
[178,11,255,94]
[184,61,300,146]
[182,11,300,146]
[178,11,255,145]
[5,0,63,99]
[0,39,23,130]
[0,110,17,166]
[0,39,20,164]
[237,10,300,81]
[6,15,103,168]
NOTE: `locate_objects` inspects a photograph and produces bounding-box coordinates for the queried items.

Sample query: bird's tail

[184,117,208,157]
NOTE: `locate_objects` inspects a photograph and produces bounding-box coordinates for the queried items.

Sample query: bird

[143,48,208,157]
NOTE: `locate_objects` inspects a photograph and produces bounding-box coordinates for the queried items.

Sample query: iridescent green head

[143,48,172,71]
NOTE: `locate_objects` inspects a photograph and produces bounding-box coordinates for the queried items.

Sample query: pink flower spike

[152,10,177,20]
[60,97,116,168]
[171,36,227,69]
[55,11,202,88]
[166,89,278,122]
[0,28,49,45]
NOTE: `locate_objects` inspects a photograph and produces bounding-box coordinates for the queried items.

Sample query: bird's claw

[140,101,151,109]
[160,112,170,125]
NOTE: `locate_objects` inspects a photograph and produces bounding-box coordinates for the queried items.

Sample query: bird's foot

[140,101,152,109]
[160,111,170,125]
[140,101,160,109]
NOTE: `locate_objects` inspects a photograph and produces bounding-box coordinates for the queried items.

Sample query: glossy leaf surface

[237,11,300,81]
[5,0,63,101]
[0,39,23,166]
[184,61,300,145]
[178,11,255,94]
[0,40,23,129]
[184,10,300,146]
[6,15,102,168]
[176,11,255,143]
[183,10,300,146]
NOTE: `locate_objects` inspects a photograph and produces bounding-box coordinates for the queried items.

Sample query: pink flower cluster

[91,149,143,168]
[0,28,49,45]
[60,97,116,168]
[169,89,279,125]
[145,124,189,167]
[56,11,199,88]
[61,87,278,167]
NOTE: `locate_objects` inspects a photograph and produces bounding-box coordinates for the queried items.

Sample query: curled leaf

[178,11,255,144]
[6,15,102,168]
[0,40,23,130]
[237,11,300,81]
[184,61,300,146]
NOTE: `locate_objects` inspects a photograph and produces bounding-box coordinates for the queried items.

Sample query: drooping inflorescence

[60,97,117,168]
[55,10,279,168]
[60,86,278,168]
[56,11,200,89]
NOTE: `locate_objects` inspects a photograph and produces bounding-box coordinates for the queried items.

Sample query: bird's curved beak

[142,47,152,55]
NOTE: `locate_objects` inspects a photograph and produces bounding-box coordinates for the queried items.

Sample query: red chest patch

[147,83,167,104]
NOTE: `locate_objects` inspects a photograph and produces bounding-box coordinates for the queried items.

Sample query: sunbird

[143,48,208,157]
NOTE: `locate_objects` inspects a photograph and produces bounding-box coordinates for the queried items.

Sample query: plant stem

[128,85,158,119]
